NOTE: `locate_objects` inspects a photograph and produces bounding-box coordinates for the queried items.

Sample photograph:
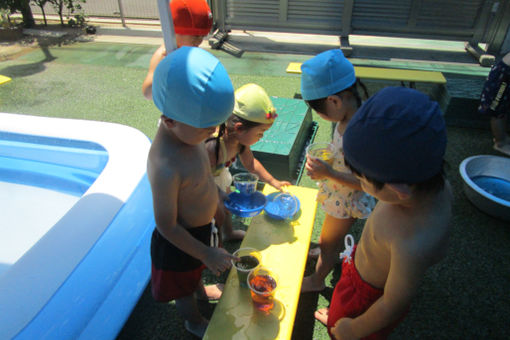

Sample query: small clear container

[306,142,334,165]
[233,172,259,195]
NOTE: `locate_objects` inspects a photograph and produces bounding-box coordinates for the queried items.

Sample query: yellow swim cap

[233,83,277,124]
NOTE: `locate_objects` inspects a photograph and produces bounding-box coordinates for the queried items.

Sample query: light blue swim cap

[153,46,235,128]
[300,49,356,100]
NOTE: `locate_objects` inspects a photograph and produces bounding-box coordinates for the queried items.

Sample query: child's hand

[270,179,292,191]
[331,317,358,340]
[203,247,239,276]
[218,188,229,201]
[306,156,332,180]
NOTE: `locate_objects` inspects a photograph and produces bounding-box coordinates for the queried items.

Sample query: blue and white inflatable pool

[0,112,155,339]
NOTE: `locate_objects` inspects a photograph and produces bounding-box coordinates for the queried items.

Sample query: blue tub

[0,113,155,339]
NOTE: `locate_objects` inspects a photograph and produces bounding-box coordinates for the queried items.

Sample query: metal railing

[29,0,509,55]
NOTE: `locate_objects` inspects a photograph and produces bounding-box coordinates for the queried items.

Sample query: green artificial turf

[1,41,509,340]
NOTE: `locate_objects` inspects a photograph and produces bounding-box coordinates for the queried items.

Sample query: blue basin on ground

[459,155,510,221]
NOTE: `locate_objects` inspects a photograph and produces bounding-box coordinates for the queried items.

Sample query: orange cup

[247,266,278,314]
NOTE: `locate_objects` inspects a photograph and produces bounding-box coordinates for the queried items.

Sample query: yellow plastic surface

[0,75,12,85]
[286,62,446,84]
[204,185,318,340]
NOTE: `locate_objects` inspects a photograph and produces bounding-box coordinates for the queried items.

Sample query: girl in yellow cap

[206,83,292,241]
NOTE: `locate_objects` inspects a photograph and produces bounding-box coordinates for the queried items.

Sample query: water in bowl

[471,175,510,201]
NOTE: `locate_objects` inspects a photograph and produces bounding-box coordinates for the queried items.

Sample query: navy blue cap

[343,87,446,183]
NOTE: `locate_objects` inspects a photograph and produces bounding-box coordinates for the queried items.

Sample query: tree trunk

[19,0,35,28]
[58,2,63,26]
[39,6,47,26]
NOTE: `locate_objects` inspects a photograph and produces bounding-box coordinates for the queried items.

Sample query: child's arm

[331,246,428,339]
[141,44,167,100]
[151,168,236,276]
[239,147,291,190]
[306,157,362,191]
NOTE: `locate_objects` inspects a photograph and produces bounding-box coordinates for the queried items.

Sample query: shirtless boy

[318,87,452,339]
[147,46,238,338]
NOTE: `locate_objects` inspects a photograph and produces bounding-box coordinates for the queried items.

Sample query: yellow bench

[204,185,318,340]
[0,75,11,85]
[286,62,447,87]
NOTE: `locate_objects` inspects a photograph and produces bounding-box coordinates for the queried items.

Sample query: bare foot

[494,141,510,156]
[184,319,208,338]
[314,308,329,325]
[300,275,326,293]
[222,229,246,242]
[196,283,224,301]
[308,246,320,260]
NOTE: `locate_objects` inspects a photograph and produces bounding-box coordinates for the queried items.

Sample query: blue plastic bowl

[264,192,300,220]
[224,191,267,217]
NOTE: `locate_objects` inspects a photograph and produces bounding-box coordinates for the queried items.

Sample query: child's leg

[195,280,224,301]
[301,214,355,293]
[221,207,245,241]
[491,116,510,145]
[175,294,209,338]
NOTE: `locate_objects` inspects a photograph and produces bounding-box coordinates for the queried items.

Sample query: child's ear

[160,116,176,128]
[233,122,244,132]
[386,183,412,200]
[328,94,342,106]
[328,93,349,110]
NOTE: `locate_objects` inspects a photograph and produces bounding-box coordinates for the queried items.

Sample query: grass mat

[1,41,509,340]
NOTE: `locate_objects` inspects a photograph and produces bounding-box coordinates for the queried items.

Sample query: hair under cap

[300,49,356,100]
[170,0,212,36]
[343,87,447,184]
[233,83,277,124]
[153,46,234,128]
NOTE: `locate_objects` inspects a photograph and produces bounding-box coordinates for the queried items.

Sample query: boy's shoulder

[149,132,190,176]
[379,188,451,262]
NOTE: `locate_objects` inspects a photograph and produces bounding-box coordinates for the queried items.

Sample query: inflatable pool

[0,113,155,339]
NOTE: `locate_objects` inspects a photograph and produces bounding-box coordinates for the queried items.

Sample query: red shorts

[150,224,211,302]
[327,245,404,340]
[151,263,205,302]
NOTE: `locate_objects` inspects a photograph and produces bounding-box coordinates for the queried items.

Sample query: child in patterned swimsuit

[206,83,291,241]
[299,49,376,293]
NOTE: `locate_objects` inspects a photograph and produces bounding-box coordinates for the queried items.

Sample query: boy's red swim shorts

[327,245,405,340]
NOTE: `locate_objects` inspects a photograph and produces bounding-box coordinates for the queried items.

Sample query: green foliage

[0,0,34,27]
[67,13,84,27]
[48,0,85,26]
[0,8,11,27]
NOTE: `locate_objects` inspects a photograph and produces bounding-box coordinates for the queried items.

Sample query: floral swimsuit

[316,123,376,219]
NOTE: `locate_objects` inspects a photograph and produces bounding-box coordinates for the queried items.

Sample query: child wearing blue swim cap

[147,46,239,338]
[206,83,292,241]
[323,87,452,339]
[300,49,376,293]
